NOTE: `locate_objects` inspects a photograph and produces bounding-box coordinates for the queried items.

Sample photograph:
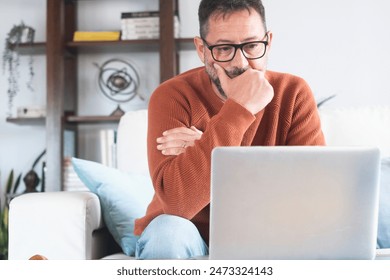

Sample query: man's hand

[157,126,203,155]
[214,63,274,115]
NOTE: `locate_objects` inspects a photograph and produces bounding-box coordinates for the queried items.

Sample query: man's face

[195,8,272,98]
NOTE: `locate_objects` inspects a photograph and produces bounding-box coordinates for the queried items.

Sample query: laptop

[209,146,381,260]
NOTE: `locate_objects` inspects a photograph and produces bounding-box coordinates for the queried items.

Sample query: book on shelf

[73,31,121,42]
[63,157,88,192]
[120,17,179,30]
[121,21,160,29]
[121,30,160,40]
[120,10,180,40]
[99,129,117,169]
[121,11,160,18]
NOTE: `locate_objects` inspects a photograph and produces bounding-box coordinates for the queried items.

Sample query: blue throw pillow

[377,157,390,248]
[71,157,154,256]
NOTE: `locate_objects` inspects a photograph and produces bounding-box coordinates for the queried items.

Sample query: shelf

[13,42,46,55]
[176,38,195,50]
[10,38,194,55]
[67,39,159,53]
[66,37,195,53]
[6,117,45,125]
[6,115,123,125]
[66,115,122,124]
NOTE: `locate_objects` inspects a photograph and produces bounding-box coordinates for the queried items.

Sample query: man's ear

[266,31,273,51]
[194,36,205,64]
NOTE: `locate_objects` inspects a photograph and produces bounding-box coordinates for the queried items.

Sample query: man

[134,0,325,259]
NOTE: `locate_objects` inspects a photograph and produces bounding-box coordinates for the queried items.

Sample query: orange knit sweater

[134,67,325,243]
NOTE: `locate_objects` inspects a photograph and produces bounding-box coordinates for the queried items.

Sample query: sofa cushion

[71,157,154,256]
[116,109,148,176]
[319,107,390,157]
[378,157,390,248]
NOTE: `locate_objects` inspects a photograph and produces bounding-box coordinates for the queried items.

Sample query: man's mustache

[225,67,248,78]
[208,66,248,99]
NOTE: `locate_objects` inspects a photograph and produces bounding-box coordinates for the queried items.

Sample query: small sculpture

[23,150,46,193]
[23,170,40,193]
[94,58,143,116]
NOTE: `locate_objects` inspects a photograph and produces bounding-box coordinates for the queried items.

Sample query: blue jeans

[135,214,209,259]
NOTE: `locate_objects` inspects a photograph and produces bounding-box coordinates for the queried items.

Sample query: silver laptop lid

[210,146,381,260]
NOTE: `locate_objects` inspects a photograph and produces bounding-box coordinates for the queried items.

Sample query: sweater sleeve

[147,87,256,220]
[286,81,325,145]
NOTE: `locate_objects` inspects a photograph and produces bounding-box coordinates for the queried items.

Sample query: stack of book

[121,11,180,40]
[63,157,88,191]
[99,129,117,169]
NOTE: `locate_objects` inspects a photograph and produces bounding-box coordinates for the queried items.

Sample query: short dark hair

[198,0,267,38]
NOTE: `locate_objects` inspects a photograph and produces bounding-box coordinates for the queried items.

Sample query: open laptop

[209,146,381,260]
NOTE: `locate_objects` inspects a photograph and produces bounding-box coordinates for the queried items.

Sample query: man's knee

[135,214,208,259]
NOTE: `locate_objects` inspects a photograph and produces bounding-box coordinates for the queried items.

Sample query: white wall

[262,0,390,107]
[0,0,46,195]
[179,0,390,107]
[1,0,389,192]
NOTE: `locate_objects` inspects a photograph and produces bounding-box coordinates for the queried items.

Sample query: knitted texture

[134,67,325,243]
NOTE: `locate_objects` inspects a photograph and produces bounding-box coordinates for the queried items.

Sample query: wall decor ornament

[23,149,46,193]
[2,21,35,117]
[94,58,143,116]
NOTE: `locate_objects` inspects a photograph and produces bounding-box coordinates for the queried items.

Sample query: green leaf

[32,150,46,169]
[12,173,22,194]
[5,170,14,195]
[2,207,9,228]
[0,210,8,259]
[0,210,4,227]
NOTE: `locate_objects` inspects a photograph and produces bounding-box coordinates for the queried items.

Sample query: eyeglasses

[201,33,269,62]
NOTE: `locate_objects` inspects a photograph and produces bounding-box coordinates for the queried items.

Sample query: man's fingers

[157,132,201,144]
[157,139,186,150]
[158,126,203,143]
[162,127,198,136]
[190,126,203,135]
[161,147,186,156]
[213,63,229,84]
[157,126,203,156]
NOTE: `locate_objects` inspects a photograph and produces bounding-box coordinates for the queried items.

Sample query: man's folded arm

[147,98,257,219]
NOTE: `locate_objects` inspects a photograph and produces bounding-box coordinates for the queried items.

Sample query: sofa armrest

[8,191,116,260]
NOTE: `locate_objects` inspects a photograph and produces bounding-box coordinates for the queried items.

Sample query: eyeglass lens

[212,42,266,62]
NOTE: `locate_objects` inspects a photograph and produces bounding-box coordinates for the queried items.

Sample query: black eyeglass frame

[201,33,269,62]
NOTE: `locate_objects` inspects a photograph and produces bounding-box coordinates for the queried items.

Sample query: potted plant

[0,170,21,260]
[0,199,9,260]
[2,21,35,117]
[0,149,45,259]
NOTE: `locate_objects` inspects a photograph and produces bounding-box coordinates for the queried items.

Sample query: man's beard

[206,66,248,99]
[212,77,226,98]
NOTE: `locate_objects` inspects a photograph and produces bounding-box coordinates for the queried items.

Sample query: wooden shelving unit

[7,0,195,190]
[43,0,190,190]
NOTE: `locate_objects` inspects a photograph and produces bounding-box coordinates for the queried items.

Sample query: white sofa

[8,106,390,260]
